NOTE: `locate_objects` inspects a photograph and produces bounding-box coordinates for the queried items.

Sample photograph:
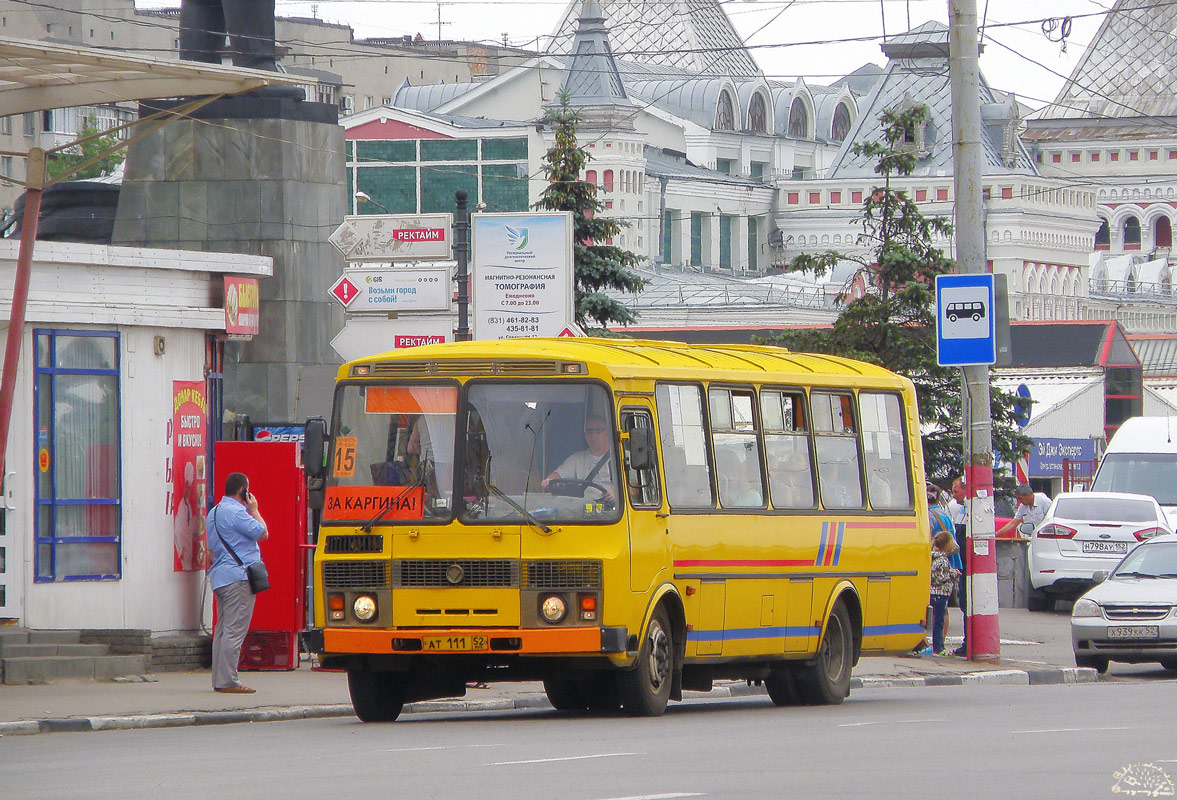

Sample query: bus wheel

[347,668,405,722]
[795,600,854,705]
[619,605,673,716]
[543,677,587,711]
[764,665,800,706]
[582,673,622,710]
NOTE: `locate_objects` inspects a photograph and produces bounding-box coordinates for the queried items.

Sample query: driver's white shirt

[1014,492,1052,527]
[554,449,615,487]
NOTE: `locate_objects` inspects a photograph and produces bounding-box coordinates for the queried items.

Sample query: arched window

[831,103,851,141]
[788,98,809,138]
[603,169,614,192]
[1124,216,1141,249]
[748,93,767,133]
[1095,219,1110,250]
[585,169,597,188]
[716,91,735,130]
[1155,216,1172,248]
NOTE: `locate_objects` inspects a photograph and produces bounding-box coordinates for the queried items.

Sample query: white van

[1090,416,1177,527]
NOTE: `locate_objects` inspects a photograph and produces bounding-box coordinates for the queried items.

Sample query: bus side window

[622,409,662,507]
[709,387,765,508]
[812,390,864,509]
[762,390,816,509]
[655,383,715,508]
[859,392,913,509]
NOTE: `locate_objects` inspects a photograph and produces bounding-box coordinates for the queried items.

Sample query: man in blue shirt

[206,471,268,693]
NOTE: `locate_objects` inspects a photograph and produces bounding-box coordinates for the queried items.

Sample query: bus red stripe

[674,559,814,567]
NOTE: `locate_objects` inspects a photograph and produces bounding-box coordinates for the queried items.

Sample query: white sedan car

[1071,533,1177,673]
[1027,492,1170,611]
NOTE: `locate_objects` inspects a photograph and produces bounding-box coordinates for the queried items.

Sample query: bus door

[620,403,668,594]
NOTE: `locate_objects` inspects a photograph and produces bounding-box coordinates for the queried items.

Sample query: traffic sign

[329,315,453,361]
[936,273,996,366]
[1013,383,1032,428]
[329,275,361,307]
[330,214,453,262]
[327,267,451,312]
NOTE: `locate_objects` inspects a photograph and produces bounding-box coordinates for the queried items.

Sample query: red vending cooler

[213,440,307,670]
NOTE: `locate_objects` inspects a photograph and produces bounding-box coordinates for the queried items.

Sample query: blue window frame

[34,329,122,582]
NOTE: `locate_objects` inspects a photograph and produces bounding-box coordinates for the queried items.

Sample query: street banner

[170,381,208,572]
[471,212,574,340]
[328,267,451,312]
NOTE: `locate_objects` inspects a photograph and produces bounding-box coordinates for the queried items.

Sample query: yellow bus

[301,338,930,721]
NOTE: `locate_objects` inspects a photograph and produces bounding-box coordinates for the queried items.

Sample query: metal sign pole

[454,191,471,342]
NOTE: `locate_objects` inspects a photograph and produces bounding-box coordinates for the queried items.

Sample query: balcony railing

[1089,278,1177,304]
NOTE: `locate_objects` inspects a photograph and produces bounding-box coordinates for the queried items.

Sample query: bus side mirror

[304,416,327,481]
[627,426,657,471]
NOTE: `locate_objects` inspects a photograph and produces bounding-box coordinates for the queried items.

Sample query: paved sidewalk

[0,609,1095,736]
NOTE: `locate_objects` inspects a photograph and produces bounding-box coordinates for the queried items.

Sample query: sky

[300,0,1111,107]
[136,0,1112,107]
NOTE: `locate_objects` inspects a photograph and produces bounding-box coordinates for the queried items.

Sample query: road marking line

[485,752,642,767]
[592,794,705,800]
[838,719,949,727]
[1013,727,1131,734]
[377,743,506,753]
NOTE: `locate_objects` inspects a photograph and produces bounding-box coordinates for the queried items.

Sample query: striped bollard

[964,464,1000,662]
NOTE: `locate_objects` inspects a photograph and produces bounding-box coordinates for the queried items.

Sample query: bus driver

[541,414,616,503]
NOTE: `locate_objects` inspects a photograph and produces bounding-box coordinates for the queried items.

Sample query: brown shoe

[214,685,256,694]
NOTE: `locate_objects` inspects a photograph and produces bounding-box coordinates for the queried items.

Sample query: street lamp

[354,190,390,214]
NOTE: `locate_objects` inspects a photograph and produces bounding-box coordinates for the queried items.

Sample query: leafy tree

[764,105,1031,483]
[534,90,645,330]
[46,116,126,181]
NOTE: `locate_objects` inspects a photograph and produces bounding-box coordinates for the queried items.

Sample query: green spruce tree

[534,91,645,330]
[766,105,1031,482]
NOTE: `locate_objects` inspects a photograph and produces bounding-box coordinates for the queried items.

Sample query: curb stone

[0,666,1099,736]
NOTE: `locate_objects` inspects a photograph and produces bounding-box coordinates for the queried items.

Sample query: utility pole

[949,0,1000,661]
[454,190,471,341]
[435,2,451,42]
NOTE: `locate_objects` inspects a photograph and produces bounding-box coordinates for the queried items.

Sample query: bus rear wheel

[794,600,854,705]
[543,677,588,711]
[765,665,800,706]
[347,668,406,722]
[619,606,673,716]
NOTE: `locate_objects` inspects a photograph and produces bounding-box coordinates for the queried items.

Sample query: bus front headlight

[540,594,567,624]
[353,594,378,622]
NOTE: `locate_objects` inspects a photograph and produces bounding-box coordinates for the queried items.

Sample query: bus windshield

[1091,453,1177,506]
[328,383,458,521]
[460,382,621,524]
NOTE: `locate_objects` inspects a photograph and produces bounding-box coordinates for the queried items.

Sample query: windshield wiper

[360,465,428,533]
[485,478,552,534]
[1113,571,1159,579]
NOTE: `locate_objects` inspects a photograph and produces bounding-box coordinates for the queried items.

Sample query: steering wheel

[545,477,611,500]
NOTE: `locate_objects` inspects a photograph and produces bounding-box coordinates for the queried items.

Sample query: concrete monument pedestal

[113,95,346,421]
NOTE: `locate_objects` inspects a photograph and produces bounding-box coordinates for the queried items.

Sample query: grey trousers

[212,580,256,689]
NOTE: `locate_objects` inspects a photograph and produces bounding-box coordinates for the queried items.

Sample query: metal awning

[0,35,306,118]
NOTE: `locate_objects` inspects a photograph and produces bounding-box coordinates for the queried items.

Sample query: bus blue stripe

[815,521,829,566]
[686,626,820,642]
[833,522,845,566]
[862,624,926,636]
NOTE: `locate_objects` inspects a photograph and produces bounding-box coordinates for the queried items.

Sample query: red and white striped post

[964,464,1000,661]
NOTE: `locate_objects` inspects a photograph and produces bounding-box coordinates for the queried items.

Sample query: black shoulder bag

[212,505,269,594]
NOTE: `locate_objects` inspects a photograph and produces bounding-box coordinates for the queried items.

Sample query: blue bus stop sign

[936,274,996,367]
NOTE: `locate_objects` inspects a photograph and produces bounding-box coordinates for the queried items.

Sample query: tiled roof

[548,0,760,77]
[826,22,1036,179]
[560,0,628,106]
[1037,0,1177,120]
[1127,335,1177,377]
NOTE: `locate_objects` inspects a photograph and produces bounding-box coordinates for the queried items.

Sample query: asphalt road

[3,679,1175,799]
